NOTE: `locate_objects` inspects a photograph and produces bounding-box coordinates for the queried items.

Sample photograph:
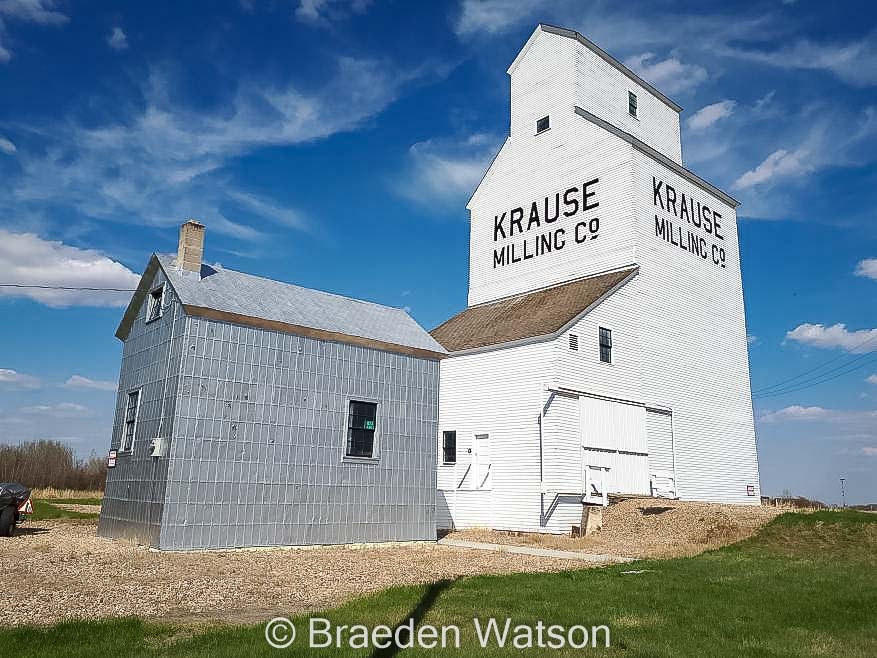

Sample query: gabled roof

[508,24,683,113]
[431,267,638,354]
[116,254,447,360]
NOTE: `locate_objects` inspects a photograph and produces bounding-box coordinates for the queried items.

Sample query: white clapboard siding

[630,150,760,504]
[467,110,637,306]
[437,341,552,531]
[646,409,675,475]
[439,25,761,534]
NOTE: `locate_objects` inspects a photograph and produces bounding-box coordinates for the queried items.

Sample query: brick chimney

[176,220,205,273]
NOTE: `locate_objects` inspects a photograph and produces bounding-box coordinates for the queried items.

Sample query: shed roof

[116,255,446,360]
[431,267,637,354]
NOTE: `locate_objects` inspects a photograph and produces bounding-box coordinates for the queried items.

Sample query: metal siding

[98,268,183,545]
[156,316,439,550]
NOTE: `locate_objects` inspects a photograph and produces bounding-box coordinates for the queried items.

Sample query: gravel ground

[0,521,578,627]
[450,499,783,559]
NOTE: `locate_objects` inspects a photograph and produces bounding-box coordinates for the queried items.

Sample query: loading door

[580,396,650,496]
[645,408,677,498]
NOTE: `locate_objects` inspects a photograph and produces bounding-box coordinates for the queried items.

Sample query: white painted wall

[436,341,551,531]
[437,26,760,534]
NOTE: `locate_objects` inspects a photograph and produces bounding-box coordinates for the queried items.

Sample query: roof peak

[508,23,682,113]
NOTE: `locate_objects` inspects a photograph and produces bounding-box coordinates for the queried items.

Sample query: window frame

[628,91,638,118]
[599,327,613,364]
[145,284,164,324]
[120,389,141,452]
[442,430,457,465]
[343,398,380,462]
[535,115,550,134]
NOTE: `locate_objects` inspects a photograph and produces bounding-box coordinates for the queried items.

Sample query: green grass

[2,511,876,657]
[29,499,100,520]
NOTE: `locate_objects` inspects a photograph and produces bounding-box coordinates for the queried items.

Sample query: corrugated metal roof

[431,267,637,354]
[117,254,446,357]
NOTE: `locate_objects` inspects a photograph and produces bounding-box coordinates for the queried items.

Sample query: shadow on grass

[369,579,454,658]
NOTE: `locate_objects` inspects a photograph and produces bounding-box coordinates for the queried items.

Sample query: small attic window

[628,91,638,118]
[569,334,579,351]
[536,115,550,134]
[146,285,164,323]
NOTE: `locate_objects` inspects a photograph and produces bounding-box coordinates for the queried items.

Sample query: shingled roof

[431,267,638,354]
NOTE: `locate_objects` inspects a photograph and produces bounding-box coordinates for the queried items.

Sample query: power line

[0,283,137,292]
[752,331,877,395]
[754,354,877,399]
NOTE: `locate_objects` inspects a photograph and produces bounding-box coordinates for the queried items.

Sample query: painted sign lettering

[652,177,727,269]
[492,179,601,268]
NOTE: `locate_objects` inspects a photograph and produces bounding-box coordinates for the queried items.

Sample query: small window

[569,334,579,351]
[628,91,638,118]
[536,115,550,134]
[599,327,612,364]
[122,390,140,451]
[346,400,377,458]
[146,285,164,323]
[442,431,456,464]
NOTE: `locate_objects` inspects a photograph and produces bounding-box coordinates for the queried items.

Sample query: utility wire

[754,354,877,399]
[0,283,137,292]
[752,331,877,395]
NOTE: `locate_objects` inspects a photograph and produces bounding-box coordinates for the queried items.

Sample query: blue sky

[0,0,875,505]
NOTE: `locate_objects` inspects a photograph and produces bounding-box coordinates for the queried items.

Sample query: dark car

[0,483,32,536]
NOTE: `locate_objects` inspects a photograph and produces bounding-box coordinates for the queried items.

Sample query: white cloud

[454,0,544,37]
[295,0,371,25]
[393,133,502,207]
[723,31,877,87]
[760,405,831,422]
[0,135,15,154]
[854,258,877,281]
[1,56,433,241]
[0,0,68,63]
[733,146,815,190]
[107,26,127,50]
[19,402,92,418]
[786,323,877,353]
[687,100,737,131]
[747,334,759,346]
[0,229,140,307]
[624,52,708,95]
[226,191,309,230]
[759,405,877,429]
[0,368,40,389]
[866,374,877,385]
[64,375,117,392]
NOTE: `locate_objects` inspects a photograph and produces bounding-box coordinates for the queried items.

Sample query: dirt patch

[450,498,783,559]
[0,521,579,627]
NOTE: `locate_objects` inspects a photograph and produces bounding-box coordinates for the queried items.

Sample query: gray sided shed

[98,254,446,550]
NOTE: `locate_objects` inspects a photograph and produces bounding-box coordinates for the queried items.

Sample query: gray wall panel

[98,269,184,545]
[159,317,438,549]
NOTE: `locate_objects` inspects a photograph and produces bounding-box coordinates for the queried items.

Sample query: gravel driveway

[0,521,578,627]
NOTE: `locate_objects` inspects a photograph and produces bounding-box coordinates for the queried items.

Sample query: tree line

[0,440,106,491]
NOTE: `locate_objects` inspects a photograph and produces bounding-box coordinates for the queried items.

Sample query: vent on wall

[569,334,579,351]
